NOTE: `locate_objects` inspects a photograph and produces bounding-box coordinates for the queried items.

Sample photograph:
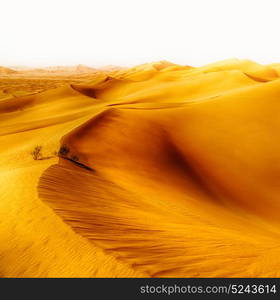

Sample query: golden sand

[1,59,280,277]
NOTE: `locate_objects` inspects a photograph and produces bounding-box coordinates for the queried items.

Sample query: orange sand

[1,59,280,277]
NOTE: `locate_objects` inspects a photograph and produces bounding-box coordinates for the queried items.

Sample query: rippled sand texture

[1,59,280,277]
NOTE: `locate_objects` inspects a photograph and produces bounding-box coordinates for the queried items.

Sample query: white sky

[0,0,279,67]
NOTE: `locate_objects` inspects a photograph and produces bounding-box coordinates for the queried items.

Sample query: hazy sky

[1,0,280,67]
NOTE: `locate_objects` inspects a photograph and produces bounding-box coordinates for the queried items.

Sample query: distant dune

[14,64,98,76]
[1,59,280,277]
[0,66,18,75]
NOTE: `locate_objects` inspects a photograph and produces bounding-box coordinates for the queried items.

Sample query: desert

[1,59,280,277]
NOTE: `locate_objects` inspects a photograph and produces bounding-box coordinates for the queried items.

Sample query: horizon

[2,58,280,71]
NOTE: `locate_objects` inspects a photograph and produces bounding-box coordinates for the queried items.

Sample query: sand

[1,59,280,277]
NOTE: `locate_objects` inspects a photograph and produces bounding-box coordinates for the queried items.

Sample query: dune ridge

[1,59,280,277]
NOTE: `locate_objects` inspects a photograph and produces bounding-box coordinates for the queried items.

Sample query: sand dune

[1,59,280,277]
[0,66,18,75]
[16,65,98,76]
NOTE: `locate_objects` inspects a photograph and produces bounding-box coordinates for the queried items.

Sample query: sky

[0,0,280,67]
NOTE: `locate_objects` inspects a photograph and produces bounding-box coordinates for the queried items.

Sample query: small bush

[31,146,42,160]
[59,145,70,156]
